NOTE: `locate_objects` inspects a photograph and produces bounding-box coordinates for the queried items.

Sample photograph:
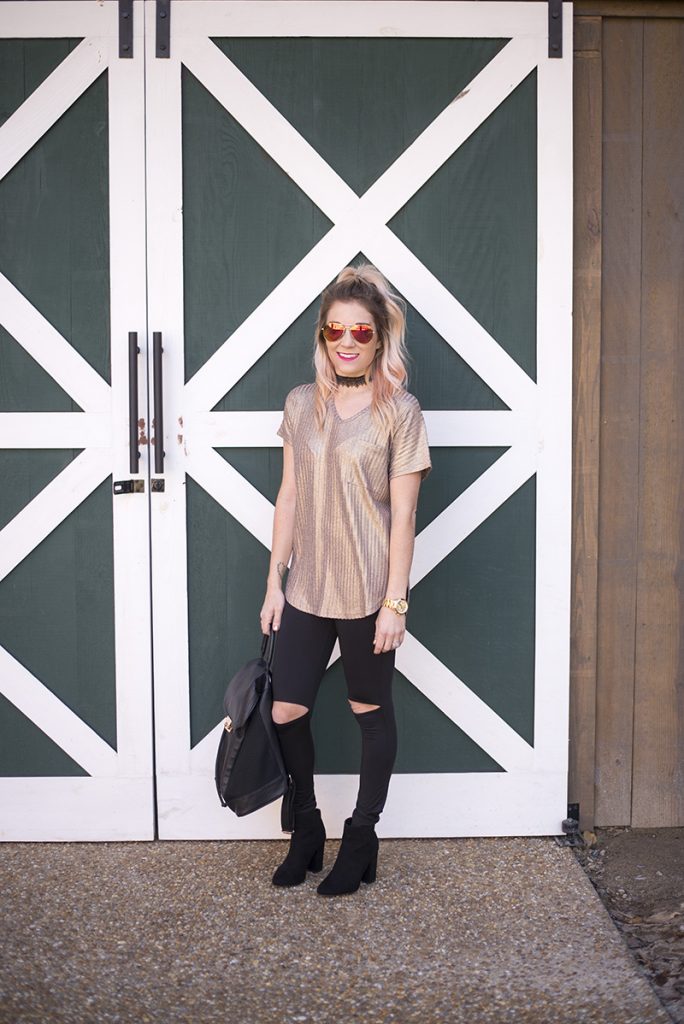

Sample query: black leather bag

[214,628,295,832]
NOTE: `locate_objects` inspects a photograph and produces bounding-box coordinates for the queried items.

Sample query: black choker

[335,373,369,388]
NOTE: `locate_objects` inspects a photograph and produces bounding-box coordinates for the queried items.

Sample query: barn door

[147,1,573,838]
[0,2,154,839]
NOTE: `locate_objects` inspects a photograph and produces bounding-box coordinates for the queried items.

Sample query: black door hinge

[156,0,171,58]
[548,0,563,58]
[119,0,133,59]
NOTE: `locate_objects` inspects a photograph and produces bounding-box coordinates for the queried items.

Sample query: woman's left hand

[373,606,405,655]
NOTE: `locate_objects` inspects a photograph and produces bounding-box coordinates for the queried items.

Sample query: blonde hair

[312,264,410,432]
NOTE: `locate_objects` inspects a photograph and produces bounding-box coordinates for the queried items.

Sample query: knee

[348,699,381,715]
[272,701,309,725]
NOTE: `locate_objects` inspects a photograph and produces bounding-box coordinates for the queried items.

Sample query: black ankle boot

[272,807,326,887]
[316,817,378,896]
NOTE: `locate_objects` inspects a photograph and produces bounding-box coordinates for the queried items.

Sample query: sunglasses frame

[321,321,376,345]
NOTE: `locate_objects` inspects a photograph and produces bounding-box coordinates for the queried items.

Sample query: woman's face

[323,299,380,380]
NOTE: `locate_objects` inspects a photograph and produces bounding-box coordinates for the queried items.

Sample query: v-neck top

[277,382,431,618]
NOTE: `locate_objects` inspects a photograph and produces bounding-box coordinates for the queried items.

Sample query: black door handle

[153,331,164,474]
[128,331,140,474]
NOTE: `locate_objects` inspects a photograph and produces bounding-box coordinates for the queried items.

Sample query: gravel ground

[0,836,672,1024]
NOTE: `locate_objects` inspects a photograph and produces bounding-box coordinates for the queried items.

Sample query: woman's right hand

[260,587,285,636]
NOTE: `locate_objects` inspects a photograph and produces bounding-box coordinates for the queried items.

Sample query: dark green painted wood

[184,39,538,772]
[212,38,508,197]
[186,475,271,748]
[0,477,117,752]
[0,39,83,127]
[0,43,110,385]
[181,67,331,385]
[0,694,88,777]
[0,329,83,412]
[0,450,81,531]
[218,449,283,507]
[415,448,510,535]
[405,304,509,411]
[212,301,321,412]
[410,475,536,745]
[313,665,503,774]
[390,71,538,382]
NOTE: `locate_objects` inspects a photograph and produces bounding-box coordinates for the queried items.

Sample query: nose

[340,330,356,348]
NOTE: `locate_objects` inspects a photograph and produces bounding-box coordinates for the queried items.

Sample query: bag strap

[260,626,278,668]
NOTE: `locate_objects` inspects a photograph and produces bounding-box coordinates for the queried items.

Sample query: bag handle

[260,625,278,668]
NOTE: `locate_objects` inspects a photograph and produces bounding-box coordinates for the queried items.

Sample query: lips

[337,353,359,361]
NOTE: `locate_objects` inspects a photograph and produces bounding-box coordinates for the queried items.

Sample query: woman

[260,263,431,896]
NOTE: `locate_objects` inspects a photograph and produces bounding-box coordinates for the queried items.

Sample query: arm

[260,440,296,634]
[373,470,422,654]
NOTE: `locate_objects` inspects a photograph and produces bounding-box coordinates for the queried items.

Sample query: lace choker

[335,372,369,389]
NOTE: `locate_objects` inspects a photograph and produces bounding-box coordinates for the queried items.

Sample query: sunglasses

[321,321,375,345]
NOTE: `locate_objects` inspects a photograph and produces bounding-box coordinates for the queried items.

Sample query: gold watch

[382,597,408,615]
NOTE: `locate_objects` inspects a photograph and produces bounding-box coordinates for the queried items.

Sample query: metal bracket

[113,479,145,495]
[156,0,171,58]
[548,0,562,58]
[151,479,166,492]
[119,0,133,59]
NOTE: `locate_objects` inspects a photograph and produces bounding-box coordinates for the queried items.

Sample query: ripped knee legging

[270,598,398,828]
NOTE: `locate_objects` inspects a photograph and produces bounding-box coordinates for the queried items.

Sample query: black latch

[548,0,562,58]
[156,0,171,58]
[113,479,145,495]
[119,0,133,59]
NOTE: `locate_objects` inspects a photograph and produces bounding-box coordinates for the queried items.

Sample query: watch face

[396,599,408,614]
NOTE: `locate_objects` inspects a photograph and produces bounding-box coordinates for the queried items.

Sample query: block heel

[362,852,378,884]
[308,843,325,873]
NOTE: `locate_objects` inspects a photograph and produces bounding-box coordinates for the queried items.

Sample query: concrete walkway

[0,837,670,1024]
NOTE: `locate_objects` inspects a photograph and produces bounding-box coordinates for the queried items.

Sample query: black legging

[271,599,398,828]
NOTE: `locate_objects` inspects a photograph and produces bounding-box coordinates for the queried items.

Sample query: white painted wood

[0,777,154,842]
[108,25,155,780]
[173,2,546,39]
[149,1,573,838]
[0,414,111,448]
[529,7,573,773]
[144,7,193,795]
[0,1,114,36]
[157,771,568,840]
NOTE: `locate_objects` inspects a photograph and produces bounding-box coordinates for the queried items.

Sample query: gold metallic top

[277,383,431,619]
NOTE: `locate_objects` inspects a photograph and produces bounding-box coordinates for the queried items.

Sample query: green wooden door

[0,2,154,839]
[148,2,573,838]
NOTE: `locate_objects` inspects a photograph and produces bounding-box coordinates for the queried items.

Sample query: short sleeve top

[277,383,431,619]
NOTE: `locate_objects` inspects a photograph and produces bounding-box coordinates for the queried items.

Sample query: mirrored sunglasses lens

[351,326,374,344]
[323,324,344,342]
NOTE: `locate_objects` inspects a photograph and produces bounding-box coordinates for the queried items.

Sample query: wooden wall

[571,1,684,828]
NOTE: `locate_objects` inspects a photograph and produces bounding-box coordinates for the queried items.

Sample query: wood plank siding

[571,3,684,827]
